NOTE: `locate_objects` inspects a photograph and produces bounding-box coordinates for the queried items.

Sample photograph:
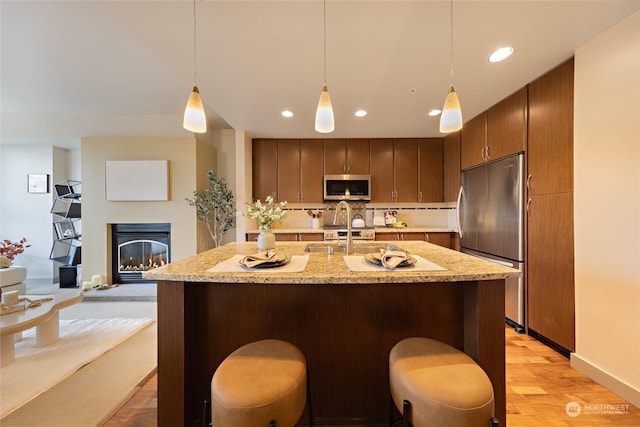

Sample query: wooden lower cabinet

[246,232,323,242]
[426,233,454,249]
[527,192,575,351]
[298,233,323,242]
[376,232,453,249]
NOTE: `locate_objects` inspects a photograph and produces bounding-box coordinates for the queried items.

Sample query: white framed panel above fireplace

[105,160,169,201]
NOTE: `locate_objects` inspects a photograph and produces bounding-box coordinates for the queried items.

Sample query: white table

[0,291,83,367]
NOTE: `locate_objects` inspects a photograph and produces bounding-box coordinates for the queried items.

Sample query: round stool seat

[212,339,307,427]
[389,337,494,427]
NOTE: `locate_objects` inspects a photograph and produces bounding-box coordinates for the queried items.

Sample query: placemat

[343,255,446,272]
[207,254,310,273]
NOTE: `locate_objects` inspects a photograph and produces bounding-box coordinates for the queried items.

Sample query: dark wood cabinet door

[394,139,419,202]
[277,139,301,203]
[345,139,370,174]
[487,87,527,162]
[399,232,425,241]
[298,233,323,242]
[426,232,453,248]
[252,139,278,200]
[460,112,487,170]
[443,132,461,202]
[527,192,575,351]
[418,138,444,202]
[370,139,395,202]
[528,59,574,196]
[275,233,299,242]
[300,139,324,203]
[324,139,347,174]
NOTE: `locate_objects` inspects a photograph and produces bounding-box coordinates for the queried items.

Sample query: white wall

[572,11,640,407]
[0,144,79,279]
[80,136,216,284]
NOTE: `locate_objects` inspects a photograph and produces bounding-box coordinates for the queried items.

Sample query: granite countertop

[143,241,519,285]
[246,226,458,234]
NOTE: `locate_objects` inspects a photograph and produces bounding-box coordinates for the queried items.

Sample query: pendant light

[183,0,207,133]
[315,0,335,133]
[439,0,463,134]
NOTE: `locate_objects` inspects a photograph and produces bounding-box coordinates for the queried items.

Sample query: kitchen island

[144,241,520,426]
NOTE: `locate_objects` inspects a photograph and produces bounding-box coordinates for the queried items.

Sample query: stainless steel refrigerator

[457,153,525,332]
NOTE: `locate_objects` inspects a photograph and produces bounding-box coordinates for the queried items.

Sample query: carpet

[0,317,153,419]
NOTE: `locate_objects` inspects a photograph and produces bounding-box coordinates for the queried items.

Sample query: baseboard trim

[571,352,640,409]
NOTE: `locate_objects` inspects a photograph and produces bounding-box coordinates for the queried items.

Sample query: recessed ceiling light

[428,109,442,117]
[281,110,294,118]
[489,47,514,63]
[355,110,367,117]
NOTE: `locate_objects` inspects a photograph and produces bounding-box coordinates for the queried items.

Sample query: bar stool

[211,339,313,427]
[389,337,497,427]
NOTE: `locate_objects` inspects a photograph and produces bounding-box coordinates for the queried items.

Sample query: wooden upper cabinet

[346,139,370,174]
[300,139,324,203]
[418,138,444,203]
[443,132,461,202]
[324,139,347,174]
[528,58,574,196]
[370,139,395,202]
[461,87,526,170]
[252,139,278,201]
[324,139,370,175]
[487,87,527,161]
[277,139,324,203]
[371,139,419,203]
[394,139,419,202]
[277,139,301,203]
[460,112,487,170]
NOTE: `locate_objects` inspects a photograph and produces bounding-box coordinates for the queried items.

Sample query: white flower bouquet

[245,194,288,230]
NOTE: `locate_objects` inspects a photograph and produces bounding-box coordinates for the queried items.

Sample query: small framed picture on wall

[28,174,50,194]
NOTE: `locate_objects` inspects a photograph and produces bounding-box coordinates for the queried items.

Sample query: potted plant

[186,170,236,248]
[0,237,30,268]
[245,194,288,250]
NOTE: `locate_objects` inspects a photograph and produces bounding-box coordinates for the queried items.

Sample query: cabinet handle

[419,191,423,202]
[300,192,304,202]
[424,233,430,242]
[481,146,486,161]
[526,198,532,213]
[526,174,532,192]
[486,145,490,160]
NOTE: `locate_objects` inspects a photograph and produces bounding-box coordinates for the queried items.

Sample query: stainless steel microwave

[323,174,371,201]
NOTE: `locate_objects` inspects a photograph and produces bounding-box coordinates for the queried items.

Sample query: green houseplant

[186,170,236,248]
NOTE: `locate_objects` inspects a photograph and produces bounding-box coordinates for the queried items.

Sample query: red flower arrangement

[0,237,31,261]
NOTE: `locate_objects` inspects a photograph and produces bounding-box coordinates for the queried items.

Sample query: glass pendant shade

[315,84,335,133]
[439,85,463,133]
[183,85,207,133]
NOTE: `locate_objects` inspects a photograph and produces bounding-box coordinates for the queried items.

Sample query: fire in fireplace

[111,223,170,284]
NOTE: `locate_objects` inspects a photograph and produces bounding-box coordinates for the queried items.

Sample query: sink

[304,243,403,254]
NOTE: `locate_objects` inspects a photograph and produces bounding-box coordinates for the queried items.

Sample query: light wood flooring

[103,327,640,426]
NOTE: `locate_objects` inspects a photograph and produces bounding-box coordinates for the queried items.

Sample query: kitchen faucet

[333,200,353,254]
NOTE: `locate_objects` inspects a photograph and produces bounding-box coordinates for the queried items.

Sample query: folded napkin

[381,250,411,269]
[241,250,278,268]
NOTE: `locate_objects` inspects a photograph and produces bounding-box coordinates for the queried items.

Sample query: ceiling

[2,1,639,149]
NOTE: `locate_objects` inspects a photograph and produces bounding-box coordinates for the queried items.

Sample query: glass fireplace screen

[118,239,168,273]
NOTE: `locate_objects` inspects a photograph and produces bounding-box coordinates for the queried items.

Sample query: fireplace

[111,223,170,284]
